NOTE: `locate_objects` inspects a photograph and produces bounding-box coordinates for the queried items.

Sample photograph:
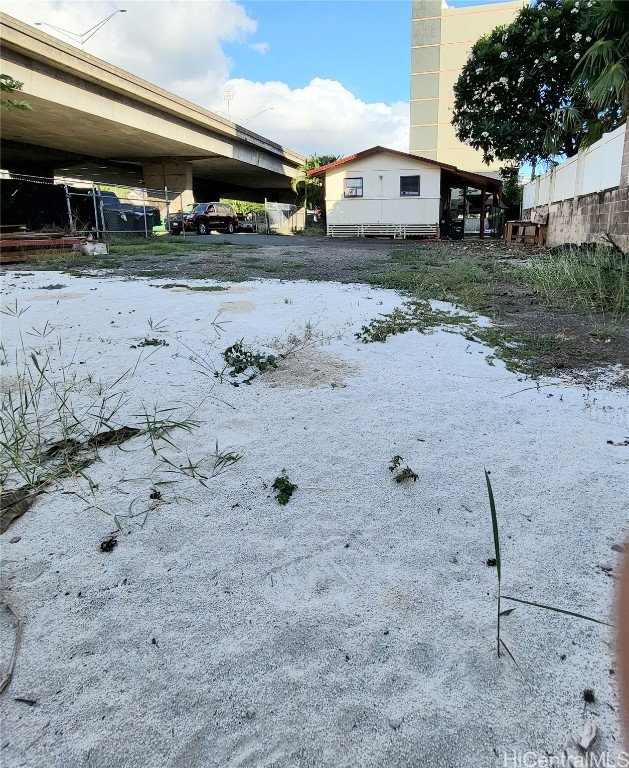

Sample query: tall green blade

[502,596,612,627]
[499,638,521,672]
[485,469,501,585]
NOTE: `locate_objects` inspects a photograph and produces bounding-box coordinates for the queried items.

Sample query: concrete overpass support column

[142,161,194,208]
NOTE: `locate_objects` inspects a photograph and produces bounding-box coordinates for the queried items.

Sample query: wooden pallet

[0,235,83,263]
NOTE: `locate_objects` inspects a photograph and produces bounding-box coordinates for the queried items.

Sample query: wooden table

[504,220,547,246]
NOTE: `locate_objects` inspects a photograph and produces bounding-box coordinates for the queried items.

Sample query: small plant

[356,299,471,343]
[272,471,298,505]
[484,469,611,662]
[147,317,169,332]
[130,338,169,348]
[389,455,419,483]
[221,340,277,383]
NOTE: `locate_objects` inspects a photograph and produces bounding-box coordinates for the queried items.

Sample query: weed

[270,319,345,359]
[138,269,171,278]
[38,284,66,290]
[209,274,250,283]
[159,284,227,292]
[472,326,588,377]
[272,471,298,505]
[130,338,169,348]
[512,246,628,322]
[366,249,498,313]
[147,318,169,333]
[221,340,277,384]
[284,298,294,305]
[356,299,471,343]
[484,469,610,662]
[159,442,242,489]
[389,455,419,483]
[357,300,589,377]
[242,256,262,264]
[0,314,241,532]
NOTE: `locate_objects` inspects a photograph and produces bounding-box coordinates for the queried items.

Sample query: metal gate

[264,202,305,235]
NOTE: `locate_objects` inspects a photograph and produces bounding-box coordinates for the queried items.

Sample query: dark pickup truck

[96,190,161,232]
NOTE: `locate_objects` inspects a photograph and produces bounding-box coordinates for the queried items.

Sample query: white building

[308,146,502,239]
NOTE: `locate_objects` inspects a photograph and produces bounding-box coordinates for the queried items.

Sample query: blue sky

[227,1,413,104]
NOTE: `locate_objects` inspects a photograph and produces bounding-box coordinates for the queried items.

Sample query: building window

[344,178,363,198]
[400,175,420,196]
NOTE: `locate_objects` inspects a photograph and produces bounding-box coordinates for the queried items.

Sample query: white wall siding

[522,123,626,206]
[553,155,578,202]
[324,152,441,227]
[537,172,551,206]
[522,180,537,210]
[581,126,624,196]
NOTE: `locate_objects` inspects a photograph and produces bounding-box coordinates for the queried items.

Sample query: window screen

[344,178,363,198]
[400,176,420,196]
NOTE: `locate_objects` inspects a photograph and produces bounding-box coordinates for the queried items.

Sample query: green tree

[452,0,601,167]
[221,199,265,215]
[0,74,32,111]
[291,154,339,210]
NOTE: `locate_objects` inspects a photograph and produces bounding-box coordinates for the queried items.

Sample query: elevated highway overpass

[0,13,305,204]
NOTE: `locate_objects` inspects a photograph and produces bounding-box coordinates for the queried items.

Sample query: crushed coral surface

[0,271,627,768]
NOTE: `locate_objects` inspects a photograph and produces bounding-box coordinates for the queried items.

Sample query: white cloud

[2,0,256,84]
[175,77,410,157]
[249,41,269,54]
[2,1,410,157]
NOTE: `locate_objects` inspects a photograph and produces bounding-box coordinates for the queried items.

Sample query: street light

[35,10,127,50]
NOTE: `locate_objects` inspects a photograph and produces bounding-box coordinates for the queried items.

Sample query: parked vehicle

[237,212,258,232]
[170,202,238,235]
[94,190,161,231]
[167,204,196,234]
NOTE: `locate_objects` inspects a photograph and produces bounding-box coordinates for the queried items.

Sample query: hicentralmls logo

[502,753,629,768]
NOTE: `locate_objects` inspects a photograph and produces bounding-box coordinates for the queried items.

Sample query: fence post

[64,183,74,233]
[97,184,106,238]
[91,183,100,238]
[164,186,170,234]
[142,187,148,237]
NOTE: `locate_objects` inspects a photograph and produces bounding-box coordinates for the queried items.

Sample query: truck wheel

[197,221,208,235]
[226,221,234,234]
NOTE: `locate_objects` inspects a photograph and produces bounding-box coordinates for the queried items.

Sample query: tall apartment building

[410,0,526,173]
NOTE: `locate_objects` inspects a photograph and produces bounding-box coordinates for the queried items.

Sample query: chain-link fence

[264,202,305,235]
[0,173,306,239]
[0,174,172,237]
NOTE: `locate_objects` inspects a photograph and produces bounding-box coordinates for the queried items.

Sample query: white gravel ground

[0,271,628,768]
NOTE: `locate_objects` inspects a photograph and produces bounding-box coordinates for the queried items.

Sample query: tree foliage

[570,0,629,146]
[452,0,601,167]
[0,74,32,112]
[291,154,339,209]
[221,199,265,215]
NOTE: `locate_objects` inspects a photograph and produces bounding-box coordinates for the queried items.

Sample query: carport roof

[308,146,502,191]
